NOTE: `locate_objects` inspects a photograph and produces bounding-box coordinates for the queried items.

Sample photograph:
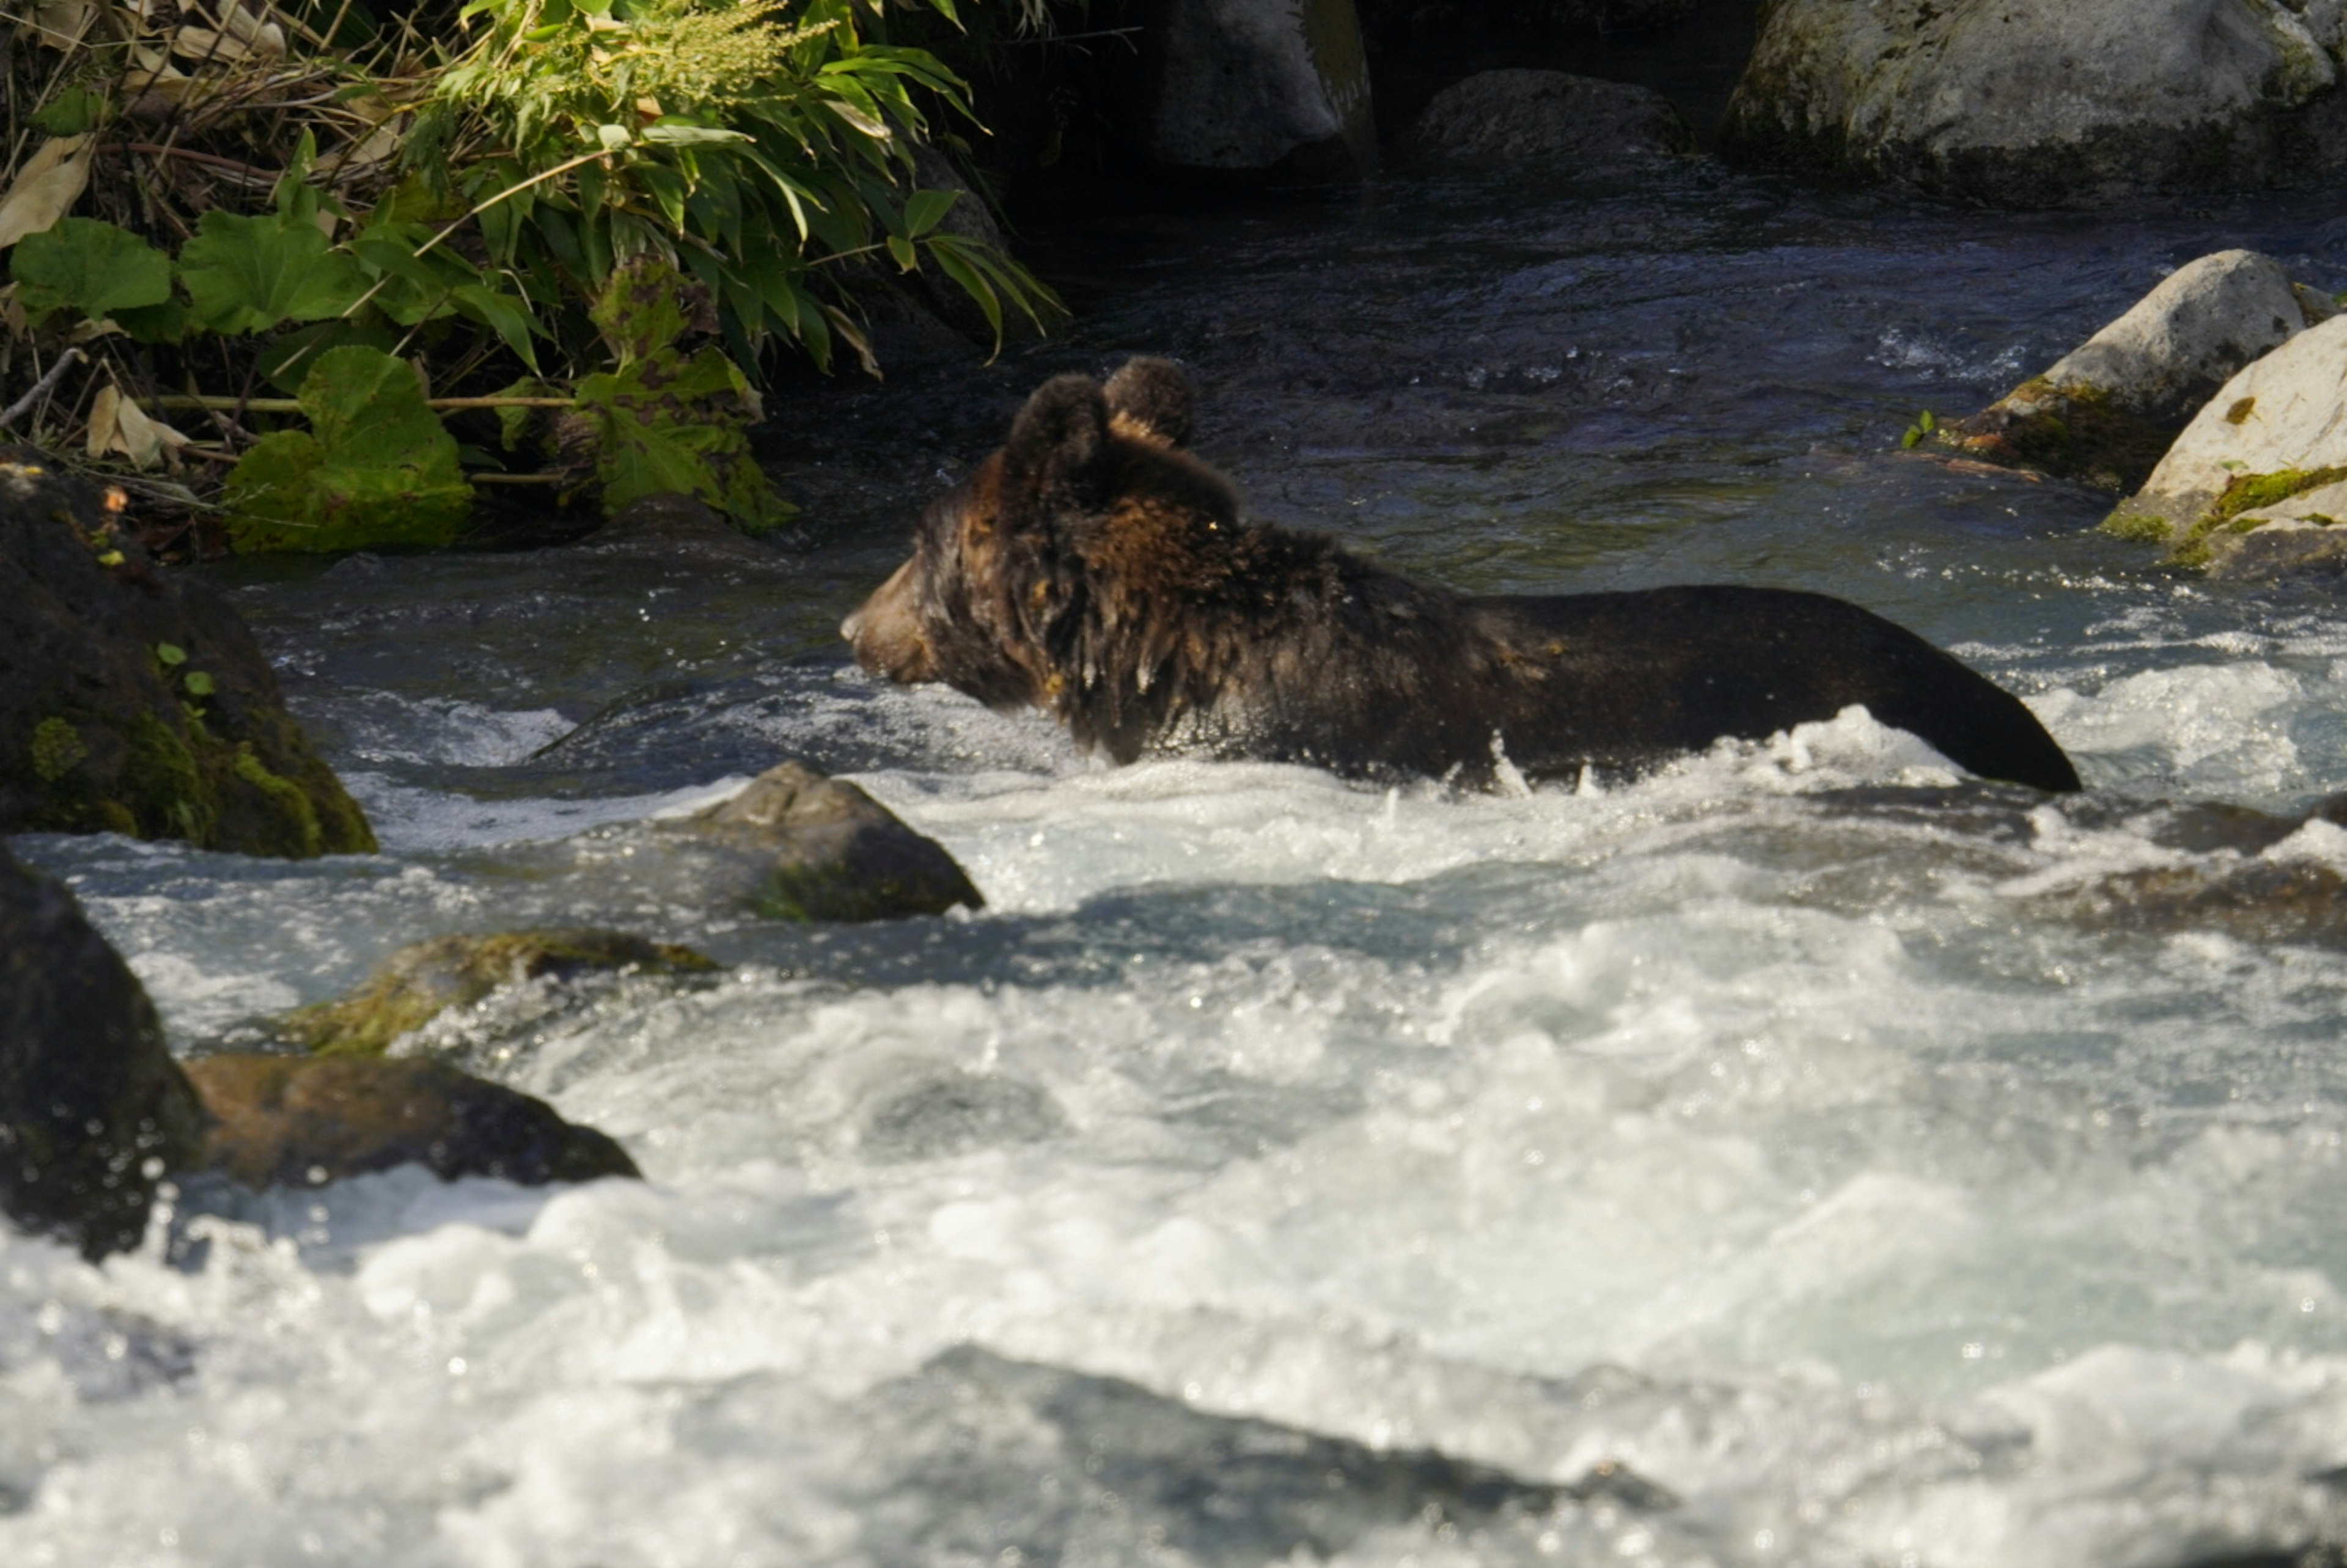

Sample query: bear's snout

[844,559,937,683]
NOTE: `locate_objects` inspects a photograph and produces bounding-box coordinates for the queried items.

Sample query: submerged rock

[674,761,983,922]
[1401,70,1695,172]
[1145,0,1378,181]
[0,844,207,1259]
[2101,315,2347,565]
[1937,251,2319,490]
[1721,0,2347,206]
[183,1055,640,1189]
[276,928,717,1058]
[857,1346,1634,1565]
[0,452,375,857]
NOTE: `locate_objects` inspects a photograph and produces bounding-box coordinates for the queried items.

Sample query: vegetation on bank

[0,0,1062,552]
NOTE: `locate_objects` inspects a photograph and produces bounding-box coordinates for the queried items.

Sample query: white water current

[9,175,2347,1567]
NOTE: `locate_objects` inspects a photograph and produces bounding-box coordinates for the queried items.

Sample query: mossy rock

[678,761,985,922]
[1935,378,2178,493]
[183,1054,639,1189]
[0,450,374,858]
[0,843,207,1259]
[279,928,718,1057]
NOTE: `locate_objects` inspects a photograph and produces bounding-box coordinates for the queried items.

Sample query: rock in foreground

[1722,0,2347,206]
[183,1055,639,1189]
[0,452,374,857]
[0,844,206,1259]
[676,761,983,922]
[1937,251,2324,490]
[1401,70,1695,172]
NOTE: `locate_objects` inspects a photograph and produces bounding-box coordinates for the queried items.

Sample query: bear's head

[842,357,1238,733]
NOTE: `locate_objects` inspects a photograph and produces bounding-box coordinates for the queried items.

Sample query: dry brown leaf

[87,384,191,470]
[172,23,251,58]
[1,285,28,342]
[29,0,97,46]
[0,135,95,250]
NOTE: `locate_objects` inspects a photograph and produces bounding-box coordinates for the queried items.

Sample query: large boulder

[1936,251,2330,489]
[670,761,985,922]
[1721,0,2347,206]
[183,1055,640,1189]
[1145,0,1379,181]
[274,929,718,1058]
[1400,70,1697,171]
[0,844,207,1259]
[2101,315,2347,568]
[0,452,375,857]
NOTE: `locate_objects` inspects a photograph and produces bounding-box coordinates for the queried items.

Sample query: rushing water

[12,164,2347,1568]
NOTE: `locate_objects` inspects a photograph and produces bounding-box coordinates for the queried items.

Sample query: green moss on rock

[281,928,719,1057]
[2,452,377,859]
[2166,466,2347,566]
[1937,378,2178,491]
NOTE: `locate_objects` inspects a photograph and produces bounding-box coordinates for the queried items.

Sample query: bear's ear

[1002,373,1114,515]
[1103,356,1194,448]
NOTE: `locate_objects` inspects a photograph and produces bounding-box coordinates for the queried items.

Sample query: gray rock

[1401,69,1697,171]
[1936,251,2316,489]
[678,761,985,922]
[2103,315,2347,557]
[855,1063,1065,1162]
[0,843,207,1258]
[1721,0,2347,205]
[0,449,375,857]
[1147,0,1379,181]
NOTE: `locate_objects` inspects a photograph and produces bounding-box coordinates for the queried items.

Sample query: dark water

[10,161,2347,1567]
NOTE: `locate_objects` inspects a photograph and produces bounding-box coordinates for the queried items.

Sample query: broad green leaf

[180,210,368,334]
[223,345,472,553]
[902,188,957,237]
[9,218,172,323]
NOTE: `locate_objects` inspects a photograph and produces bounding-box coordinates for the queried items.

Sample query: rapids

[10,164,2347,1567]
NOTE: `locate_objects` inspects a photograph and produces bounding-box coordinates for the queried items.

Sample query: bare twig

[0,348,87,433]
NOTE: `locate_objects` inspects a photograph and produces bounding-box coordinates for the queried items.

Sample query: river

[9,161,2347,1567]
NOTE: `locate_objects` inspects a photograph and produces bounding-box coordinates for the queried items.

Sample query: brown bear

[843,359,2083,794]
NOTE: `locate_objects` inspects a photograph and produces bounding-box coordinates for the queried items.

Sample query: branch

[0,348,87,433]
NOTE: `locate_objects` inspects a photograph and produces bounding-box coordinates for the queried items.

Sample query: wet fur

[845,360,2082,794]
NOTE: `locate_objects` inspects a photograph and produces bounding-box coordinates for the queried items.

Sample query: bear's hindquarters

[1471,588,2083,793]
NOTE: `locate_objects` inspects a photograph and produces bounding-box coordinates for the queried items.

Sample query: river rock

[0,843,207,1259]
[1145,0,1379,181]
[2101,315,2347,564]
[182,1055,639,1189]
[275,928,718,1057]
[1720,0,2347,205]
[674,761,983,921]
[1400,70,1696,171]
[0,450,375,857]
[1937,251,2319,489]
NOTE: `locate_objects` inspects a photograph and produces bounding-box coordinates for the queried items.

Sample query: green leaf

[34,89,107,137]
[180,210,369,335]
[886,234,917,271]
[574,342,792,532]
[902,188,958,238]
[154,643,188,667]
[114,297,192,344]
[1900,426,1922,450]
[1917,409,1937,434]
[222,345,473,554]
[641,123,752,147]
[9,219,173,324]
[182,671,215,697]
